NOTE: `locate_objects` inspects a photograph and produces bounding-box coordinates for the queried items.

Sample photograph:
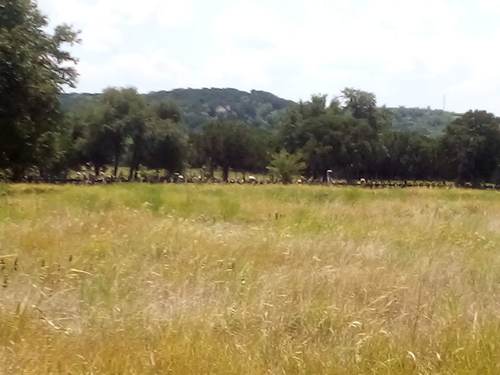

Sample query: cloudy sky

[38,0,500,114]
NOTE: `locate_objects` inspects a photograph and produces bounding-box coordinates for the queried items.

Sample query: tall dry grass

[0,184,499,374]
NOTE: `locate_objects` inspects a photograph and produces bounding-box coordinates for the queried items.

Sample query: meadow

[0,183,499,374]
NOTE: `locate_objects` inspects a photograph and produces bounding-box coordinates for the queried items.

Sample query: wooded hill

[60,88,293,130]
[388,107,460,136]
[5,0,498,185]
[60,88,457,134]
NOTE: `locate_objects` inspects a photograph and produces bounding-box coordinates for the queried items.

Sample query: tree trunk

[113,154,119,178]
[222,166,230,182]
[207,160,215,179]
[11,166,25,182]
[128,141,141,181]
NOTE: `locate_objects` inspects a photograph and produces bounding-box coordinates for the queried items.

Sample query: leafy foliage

[0,0,79,179]
[439,111,500,183]
[71,88,187,179]
[389,107,459,136]
[267,150,305,184]
[194,121,269,181]
[62,88,292,130]
[279,91,388,180]
[1,2,500,185]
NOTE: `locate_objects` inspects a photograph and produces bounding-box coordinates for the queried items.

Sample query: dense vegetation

[1,0,500,185]
[62,91,457,135]
[388,107,459,136]
[61,88,292,130]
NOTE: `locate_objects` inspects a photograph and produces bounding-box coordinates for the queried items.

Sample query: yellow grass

[0,184,499,374]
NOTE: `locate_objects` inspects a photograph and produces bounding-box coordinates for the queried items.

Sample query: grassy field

[0,184,499,374]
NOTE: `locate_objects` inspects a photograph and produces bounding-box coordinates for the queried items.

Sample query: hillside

[148,88,293,129]
[60,93,100,113]
[388,107,459,136]
[60,88,293,129]
[60,89,458,135]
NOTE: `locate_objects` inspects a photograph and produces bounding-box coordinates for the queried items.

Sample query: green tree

[0,0,79,179]
[197,121,258,182]
[341,88,376,121]
[267,150,305,184]
[143,103,187,177]
[381,131,438,179]
[439,110,500,184]
[340,88,391,132]
[98,88,147,177]
[80,108,113,176]
[125,101,183,180]
[279,93,384,180]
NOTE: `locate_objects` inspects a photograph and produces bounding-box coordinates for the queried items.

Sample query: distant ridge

[387,107,460,136]
[60,88,293,129]
[60,88,457,135]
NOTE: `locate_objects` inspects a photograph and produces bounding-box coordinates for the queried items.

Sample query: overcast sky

[38,0,500,114]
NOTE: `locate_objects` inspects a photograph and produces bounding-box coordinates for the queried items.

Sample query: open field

[0,184,499,374]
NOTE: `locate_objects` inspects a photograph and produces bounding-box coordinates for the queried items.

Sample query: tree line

[1,0,500,185]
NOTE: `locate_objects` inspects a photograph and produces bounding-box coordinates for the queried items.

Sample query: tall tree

[197,121,258,182]
[0,0,79,179]
[341,88,377,121]
[80,108,113,177]
[381,131,438,180]
[99,88,147,177]
[440,110,500,184]
[279,93,385,180]
[340,88,391,132]
[143,102,187,177]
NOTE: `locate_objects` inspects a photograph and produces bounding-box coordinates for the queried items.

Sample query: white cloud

[37,0,500,114]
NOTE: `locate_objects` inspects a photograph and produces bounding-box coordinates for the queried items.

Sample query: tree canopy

[1,1,500,185]
[0,0,79,179]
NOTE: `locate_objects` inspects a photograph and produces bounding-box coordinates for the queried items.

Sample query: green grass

[0,184,499,373]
